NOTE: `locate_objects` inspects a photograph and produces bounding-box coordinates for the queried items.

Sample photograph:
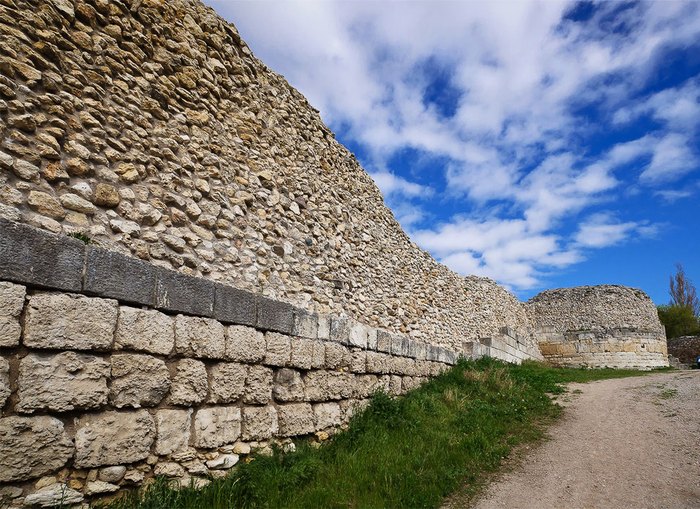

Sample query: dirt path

[467,371,700,509]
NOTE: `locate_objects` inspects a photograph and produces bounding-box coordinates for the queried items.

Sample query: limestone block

[154,409,192,456]
[330,317,350,344]
[349,350,367,373]
[208,362,246,403]
[325,342,348,369]
[390,375,403,395]
[115,306,174,355]
[366,351,391,374]
[24,293,118,351]
[0,416,73,482]
[23,484,84,507]
[313,402,341,430]
[348,322,368,349]
[85,480,120,496]
[289,337,313,369]
[213,283,256,327]
[317,315,331,340]
[226,325,265,363]
[277,403,314,436]
[154,462,185,478]
[311,341,325,369]
[367,329,378,351]
[376,330,392,353]
[0,356,9,409]
[98,466,127,483]
[304,371,353,401]
[109,354,171,408]
[256,296,294,334]
[206,454,239,470]
[0,282,25,347]
[193,406,241,448]
[264,332,291,366]
[353,374,379,399]
[175,315,225,359]
[75,410,155,468]
[242,406,278,440]
[244,365,273,404]
[169,359,208,405]
[273,368,304,402]
[292,311,318,339]
[17,352,109,413]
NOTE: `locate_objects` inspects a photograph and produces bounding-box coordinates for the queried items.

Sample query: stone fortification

[528,286,668,369]
[0,0,534,352]
[666,336,700,365]
[0,218,459,506]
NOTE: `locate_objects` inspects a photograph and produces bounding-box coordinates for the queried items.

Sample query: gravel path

[469,371,700,509]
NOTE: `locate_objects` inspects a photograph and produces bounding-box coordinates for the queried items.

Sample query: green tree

[657,304,700,339]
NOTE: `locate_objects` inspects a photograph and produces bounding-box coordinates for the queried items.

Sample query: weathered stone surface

[214,283,256,327]
[98,466,127,483]
[24,293,117,350]
[292,311,318,339]
[313,402,341,430]
[226,325,265,363]
[115,306,174,355]
[311,340,326,369]
[206,454,239,470]
[155,409,192,456]
[0,218,84,292]
[175,315,225,359]
[289,338,313,369]
[277,403,314,436]
[85,247,156,306]
[304,371,353,401]
[23,484,84,507]
[75,410,155,468]
[264,331,291,366]
[349,350,367,373]
[169,359,208,405]
[242,406,278,440]
[256,296,294,334]
[0,282,24,347]
[85,480,120,496]
[93,183,120,207]
[325,342,349,369]
[208,362,246,403]
[0,416,73,482]
[330,317,351,344]
[27,191,65,219]
[17,352,109,413]
[348,322,368,349]
[156,268,215,317]
[110,354,171,408]
[244,365,273,404]
[193,406,241,448]
[153,462,185,478]
[0,357,9,409]
[273,368,305,402]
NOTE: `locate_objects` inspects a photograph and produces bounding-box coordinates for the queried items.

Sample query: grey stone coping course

[0,218,459,365]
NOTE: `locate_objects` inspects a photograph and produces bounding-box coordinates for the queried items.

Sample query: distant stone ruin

[0,0,667,504]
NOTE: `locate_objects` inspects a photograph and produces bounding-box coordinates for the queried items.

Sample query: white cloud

[369,171,432,199]
[574,214,659,249]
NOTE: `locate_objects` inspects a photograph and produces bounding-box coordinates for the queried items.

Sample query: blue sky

[206,0,700,304]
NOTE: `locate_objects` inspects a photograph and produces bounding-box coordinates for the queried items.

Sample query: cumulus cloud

[208,0,700,290]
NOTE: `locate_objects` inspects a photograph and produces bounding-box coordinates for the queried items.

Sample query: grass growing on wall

[105,359,655,509]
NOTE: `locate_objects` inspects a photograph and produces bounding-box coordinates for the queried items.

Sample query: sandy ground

[464,370,700,509]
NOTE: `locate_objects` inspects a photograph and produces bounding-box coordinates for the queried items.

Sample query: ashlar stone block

[115,307,174,355]
[23,484,84,507]
[193,406,241,448]
[155,408,192,456]
[208,362,247,403]
[169,359,208,406]
[175,315,225,359]
[304,370,353,401]
[277,403,314,436]
[289,337,313,370]
[242,406,278,440]
[75,410,155,468]
[0,357,10,409]
[0,282,25,347]
[313,402,341,430]
[311,340,326,369]
[264,331,291,366]
[226,325,265,363]
[109,354,171,408]
[17,352,109,413]
[273,368,305,402]
[0,416,74,482]
[243,365,273,404]
[24,293,118,351]
[325,342,348,369]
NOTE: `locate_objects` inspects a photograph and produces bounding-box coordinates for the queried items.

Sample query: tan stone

[304,370,353,401]
[175,315,226,359]
[0,416,73,482]
[277,403,314,436]
[264,332,291,366]
[273,368,304,402]
[93,183,120,207]
[242,406,278,440]
[155,408,192,456]
[109,354,171,408]
[60,193,96,214]
[0,282,25,347]
[313,402,341,430]
[193,406,241,448]
[115,306,174,355]
[24,293,118,351]
[23,484,83,507]
[226,325,265,363]
[243,365,273,404]
[208,362,247,403]
[169,359,208,405]
[27,190,65,219]
[0,357,9,409]
[17,352,109,413]
[75,410,155,468]
[289,338,313,370]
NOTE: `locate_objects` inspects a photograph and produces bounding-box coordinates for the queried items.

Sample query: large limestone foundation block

[304,370,353,401]
[273,368,305,402]
[242,406,278,440]
[193,406,241,448]
[0,281,25,347]
[23,484,84,508]
[110,354,171,408]
[175,315,225,359]
[226,325,265,363]
[208,362,246,403]
[115,307,174,355]
[244,365,273,404]
[17,351,109,413]
[75,410,155,468]
[313,402,341,430]
[0,356,9,409]
[0,416,73,482]
[264,332,291,366]
[289,338,313,369]
[169,359,208,405]
[155,408,192,456]
[24,293,118,350]
[277,403,314,436]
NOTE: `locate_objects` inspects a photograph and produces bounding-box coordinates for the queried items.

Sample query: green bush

[657,304,700,338]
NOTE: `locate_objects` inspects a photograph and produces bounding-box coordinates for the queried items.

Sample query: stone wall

[0,218,460,506]
[0,0,536,353]
[528,286,668,369]
[667,336,700,365]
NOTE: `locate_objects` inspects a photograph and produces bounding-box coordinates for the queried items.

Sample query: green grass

[106,358,655,509]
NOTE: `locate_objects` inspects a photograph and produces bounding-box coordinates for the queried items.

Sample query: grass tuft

[105,358,654,509]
